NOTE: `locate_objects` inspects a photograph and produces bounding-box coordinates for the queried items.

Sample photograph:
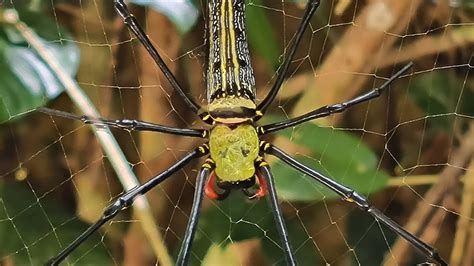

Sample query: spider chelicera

[44,0,447,265]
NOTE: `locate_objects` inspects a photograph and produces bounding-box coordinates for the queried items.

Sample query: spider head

[209,123,259,183]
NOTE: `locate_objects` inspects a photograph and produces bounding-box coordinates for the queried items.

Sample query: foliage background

[0,0,473,265]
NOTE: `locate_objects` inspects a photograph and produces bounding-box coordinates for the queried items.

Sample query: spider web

[0,0,473,265]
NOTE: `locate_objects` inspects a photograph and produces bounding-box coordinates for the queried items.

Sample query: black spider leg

[256,0,320,117]
[265,144,447,266]
[114,0,201,115]
[260,62,414,134]
[46,145,208,266]
[257,160,297,266]
[176,161,213,265]
[37,107,206,138]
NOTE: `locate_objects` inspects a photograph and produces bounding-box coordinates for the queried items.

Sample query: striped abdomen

[207,0,256,122]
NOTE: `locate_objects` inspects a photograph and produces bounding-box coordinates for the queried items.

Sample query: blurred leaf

[347,209,428,265]
[409,71,473,130]
[465,0,474,10]
[270,121,389,201]
[346,211,395,265]
[0,9,80,122]
[0,1,53,13]
[130,0,199,34]
[457,81,474,117]
[202,244,240,266]
[409,72,453,129]
[246,0,280,68]
[0,182,113,264]
[188,193,319,265]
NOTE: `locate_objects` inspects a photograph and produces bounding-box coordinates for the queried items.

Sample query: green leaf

[0,9,80,122]
[189,193,319,265]
[346,210,397,265]
[0,182,113,264]
[464,0,474,10]
[130,0,199,34]
[246,0,281,68]
[201,244,240,266]
[409,71,473,130]
[270,122,389,201]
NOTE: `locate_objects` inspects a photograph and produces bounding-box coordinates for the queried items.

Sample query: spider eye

[241,148,250,157]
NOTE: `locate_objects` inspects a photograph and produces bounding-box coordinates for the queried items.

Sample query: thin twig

[380,26,474,68]
[450,159,474,266]
[276,26,474,102]
[464,222,474,266]
[388,174,466,187]
[2,9,172,265]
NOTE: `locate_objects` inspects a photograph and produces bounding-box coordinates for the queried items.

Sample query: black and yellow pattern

[207,0,256,121]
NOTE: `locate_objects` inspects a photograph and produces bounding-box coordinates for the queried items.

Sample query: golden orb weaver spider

[43,0,447,265]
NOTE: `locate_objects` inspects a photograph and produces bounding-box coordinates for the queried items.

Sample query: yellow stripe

[255,156,268,167]
[227,1,242,95]
[208,2,215,97]
[220,0,227,90]
[264,143,270,151]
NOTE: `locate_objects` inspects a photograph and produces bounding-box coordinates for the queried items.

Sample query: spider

[44,0,447,265]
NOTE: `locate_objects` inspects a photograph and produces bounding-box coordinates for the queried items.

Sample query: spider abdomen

[207,0,256,122]
[209,124,259,182]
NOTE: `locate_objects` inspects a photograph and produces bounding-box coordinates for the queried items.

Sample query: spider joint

[344,190,369,209]
[119,119,136,129]
[202,158,215,169]
[259,141,271,152]
[330,104,346,113]
[103,199,125,219]
[197,144,210,155]
[199,113,214,124]
[255,158,268,168]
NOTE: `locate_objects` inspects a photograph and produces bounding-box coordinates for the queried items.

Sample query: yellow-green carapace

[209,124,259,182]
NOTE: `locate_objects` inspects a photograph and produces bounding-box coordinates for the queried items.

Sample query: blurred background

[0,0,473,265]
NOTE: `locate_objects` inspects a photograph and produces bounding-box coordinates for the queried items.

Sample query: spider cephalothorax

[209,124,259,182]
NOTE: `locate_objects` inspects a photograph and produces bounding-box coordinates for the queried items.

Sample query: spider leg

[113,0,201,115]
[257,0,320,117]
[46,145,208,265]
[265,144,447,266]
[259,62,413,134]
[176,162,214,265]
[256,159,296,265]
[38,107,206,138]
